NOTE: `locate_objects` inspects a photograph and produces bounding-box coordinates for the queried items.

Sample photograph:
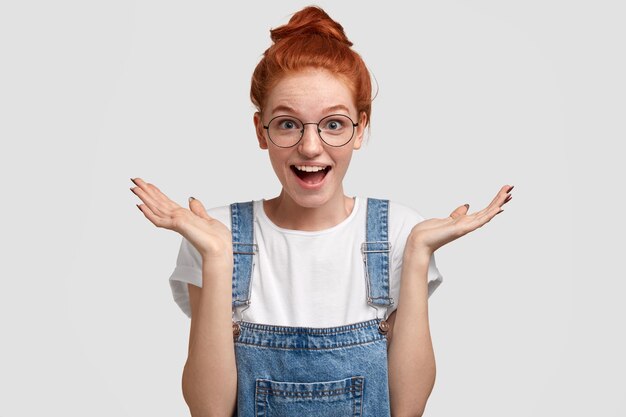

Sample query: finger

[131,177,174,206]
[470,205,504,231]
[136,202,168,228]
[449,203,469,219]
[487,187,513,212]
[146,181,176,205]
[131,177,182,216]
[188,196,212,220]
[488,184,512,209]
[131,183,167,217]
[472,185,513,218]
[475,200,506,225]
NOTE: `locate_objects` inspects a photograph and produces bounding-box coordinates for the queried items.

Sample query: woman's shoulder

[203,199,266,230]
[202,201,235,230]
[390,199,427,224]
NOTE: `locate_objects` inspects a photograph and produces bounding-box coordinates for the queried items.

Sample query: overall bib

[230,199,394,416]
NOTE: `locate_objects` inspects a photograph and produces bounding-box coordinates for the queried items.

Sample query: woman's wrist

[402,245,432,267]
[201,251,234,271]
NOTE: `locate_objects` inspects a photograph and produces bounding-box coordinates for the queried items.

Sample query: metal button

[378,320,390,335]
[232,322,241,340]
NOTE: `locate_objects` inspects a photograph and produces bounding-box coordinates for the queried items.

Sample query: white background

[1,0,624,415]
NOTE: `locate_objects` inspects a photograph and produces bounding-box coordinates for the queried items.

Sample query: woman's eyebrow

[270,104,351,115]
[271,105,298,114]
[323,104,350,113]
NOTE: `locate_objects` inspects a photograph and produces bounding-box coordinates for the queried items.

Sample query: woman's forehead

[265,70,356,116]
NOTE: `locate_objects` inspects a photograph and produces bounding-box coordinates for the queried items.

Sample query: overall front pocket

[255,375,365,416]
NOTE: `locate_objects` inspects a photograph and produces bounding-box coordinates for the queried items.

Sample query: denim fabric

[362,198,394,320]
[230,198,393,416]
[230,202,256,309]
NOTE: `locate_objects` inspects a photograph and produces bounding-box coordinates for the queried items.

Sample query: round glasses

[263,114,359,148]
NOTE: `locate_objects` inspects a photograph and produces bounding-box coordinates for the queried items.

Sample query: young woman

[131,6,513,417]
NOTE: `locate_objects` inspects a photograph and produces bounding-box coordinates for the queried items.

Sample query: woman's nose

[297,124,324,156]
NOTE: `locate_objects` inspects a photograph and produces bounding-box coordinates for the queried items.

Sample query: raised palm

[130,177,232,260]
[406,185,513,256]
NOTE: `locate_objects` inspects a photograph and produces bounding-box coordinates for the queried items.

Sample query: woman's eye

[325,119,344,130]
[279,120,298,129]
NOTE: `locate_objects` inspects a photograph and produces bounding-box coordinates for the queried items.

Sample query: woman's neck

[263,189,355,231]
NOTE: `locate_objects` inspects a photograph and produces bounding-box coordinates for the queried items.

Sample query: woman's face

[253,68,367,209]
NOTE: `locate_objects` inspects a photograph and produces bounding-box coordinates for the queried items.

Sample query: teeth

[294,165,327,172]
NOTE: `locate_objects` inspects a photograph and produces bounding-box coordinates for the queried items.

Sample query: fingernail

[189,196,195,202]
[131,178,136,184]
[136,204,142,212]
[464,203,469,209]
[495,209,504,215]
[507,185,514,193]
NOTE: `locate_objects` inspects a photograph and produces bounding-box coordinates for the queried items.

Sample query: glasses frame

[262,113,359,148]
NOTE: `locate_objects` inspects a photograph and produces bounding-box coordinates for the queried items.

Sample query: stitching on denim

[238,318,381,334]
[234,337,386,351]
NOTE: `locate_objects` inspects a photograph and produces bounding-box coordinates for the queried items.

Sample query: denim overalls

[230,198,394,416]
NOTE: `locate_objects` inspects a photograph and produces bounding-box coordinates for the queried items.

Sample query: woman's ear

[253,112,268,149]
[352,111,367,150]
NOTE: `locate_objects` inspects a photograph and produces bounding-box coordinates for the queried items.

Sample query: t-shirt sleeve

[389,201,444,308]
[168,204,232,318]
[168,237,204,318]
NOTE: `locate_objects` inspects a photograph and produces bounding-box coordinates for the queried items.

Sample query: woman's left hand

[406,184,514,258]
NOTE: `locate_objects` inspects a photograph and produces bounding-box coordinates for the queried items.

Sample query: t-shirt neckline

[256,196,361,236]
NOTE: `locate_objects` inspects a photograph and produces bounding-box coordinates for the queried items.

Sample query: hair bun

[270,6,353,47]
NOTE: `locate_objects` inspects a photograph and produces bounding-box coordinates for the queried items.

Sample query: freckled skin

[252,68,368,230]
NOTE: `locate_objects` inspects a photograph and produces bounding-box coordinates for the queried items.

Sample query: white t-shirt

[168,196,443,327]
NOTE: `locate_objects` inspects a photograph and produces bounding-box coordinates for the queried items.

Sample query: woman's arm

[130,178,238,416]
[182,258,237,417]
[387,184,513,417]
[387,251,435,417]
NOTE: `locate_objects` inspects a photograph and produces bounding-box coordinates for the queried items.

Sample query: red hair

[250,6,373,126]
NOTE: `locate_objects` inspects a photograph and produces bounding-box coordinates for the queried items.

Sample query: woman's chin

[286,190,331,208]
[281,183,337,209]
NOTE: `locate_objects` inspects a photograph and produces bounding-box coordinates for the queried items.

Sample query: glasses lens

[268,116,303,147]
[319,115,354,146]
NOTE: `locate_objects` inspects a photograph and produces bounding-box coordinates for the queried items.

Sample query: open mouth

[290,165,331,185]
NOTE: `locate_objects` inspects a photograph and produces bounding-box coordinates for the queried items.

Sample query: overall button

[378,320,390,335]
[232,322,241,340]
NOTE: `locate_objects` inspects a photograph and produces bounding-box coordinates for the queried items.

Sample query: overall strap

[361,198,394,327]
[230,201,257,311]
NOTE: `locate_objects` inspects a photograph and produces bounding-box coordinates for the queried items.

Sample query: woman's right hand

[130,177,232,263]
